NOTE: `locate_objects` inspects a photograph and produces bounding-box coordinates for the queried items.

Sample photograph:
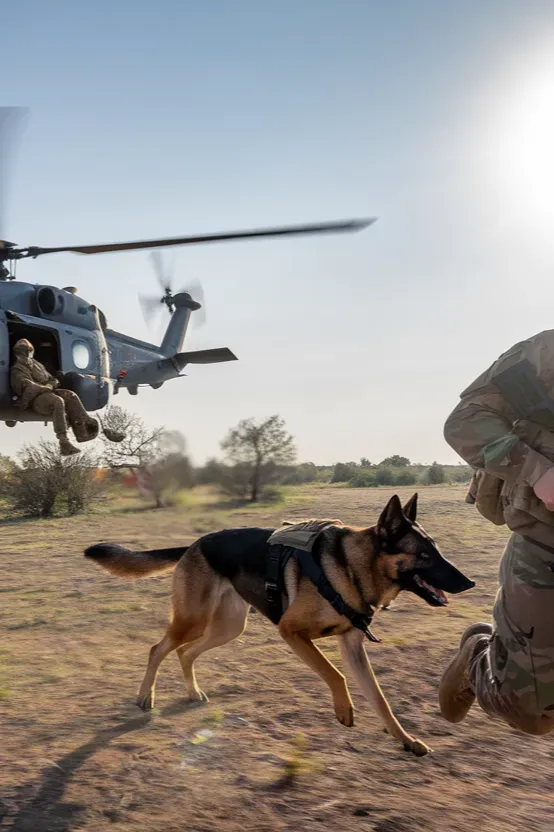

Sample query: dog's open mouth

[413,574,448,607]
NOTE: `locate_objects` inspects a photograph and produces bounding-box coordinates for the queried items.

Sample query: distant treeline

[195,455,472,492]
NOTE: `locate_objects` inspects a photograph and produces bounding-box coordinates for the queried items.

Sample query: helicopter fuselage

[0,281,171,422]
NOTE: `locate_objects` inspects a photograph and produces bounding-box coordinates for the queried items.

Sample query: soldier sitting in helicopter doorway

[10,338,125,456]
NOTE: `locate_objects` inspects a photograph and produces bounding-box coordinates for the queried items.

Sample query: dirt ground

[2,484,554,832]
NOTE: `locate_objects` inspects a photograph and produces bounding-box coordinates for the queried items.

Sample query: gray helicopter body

[0,279,231,425]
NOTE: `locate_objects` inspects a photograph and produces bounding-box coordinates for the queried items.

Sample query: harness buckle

[265,580,280,606]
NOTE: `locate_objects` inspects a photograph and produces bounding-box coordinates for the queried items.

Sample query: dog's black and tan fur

[84,493,474,756]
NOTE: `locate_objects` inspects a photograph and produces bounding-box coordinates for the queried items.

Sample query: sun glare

[480,38,554,244]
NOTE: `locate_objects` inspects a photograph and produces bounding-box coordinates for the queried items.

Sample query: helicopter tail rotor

[139,252,206,329]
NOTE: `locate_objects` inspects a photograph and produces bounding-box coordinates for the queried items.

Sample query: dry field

[2,484,554,832]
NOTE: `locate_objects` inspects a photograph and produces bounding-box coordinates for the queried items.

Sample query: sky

[4,0,554,466]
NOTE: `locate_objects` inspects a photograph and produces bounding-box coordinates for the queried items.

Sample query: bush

[394,469,417,486]
[374,466,395,486]
[195,457,227,486]
[425,461,446,485]
[215,462,253,500]
[259,485,285,503]
[280,463,319,485]
[331,462,358,483]
[449,466,473,483]
[348,469,376,488]
[144,453,195,508]
[3,440,103,518]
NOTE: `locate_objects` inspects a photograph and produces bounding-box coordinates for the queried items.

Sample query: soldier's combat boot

[58,435,80,456]
[85,417,100,440]
[438,622,493,723]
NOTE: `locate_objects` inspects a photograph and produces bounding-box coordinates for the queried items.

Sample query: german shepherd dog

[84,493,474,756]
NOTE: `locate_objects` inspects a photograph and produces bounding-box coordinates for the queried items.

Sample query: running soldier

[440,328,554,736]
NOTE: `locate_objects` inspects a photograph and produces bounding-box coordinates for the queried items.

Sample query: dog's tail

[84,543,188,578]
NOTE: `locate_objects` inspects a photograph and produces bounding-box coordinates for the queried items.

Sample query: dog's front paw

[403,737,432,757]
[136,692,155,711]
[335,701,354,727]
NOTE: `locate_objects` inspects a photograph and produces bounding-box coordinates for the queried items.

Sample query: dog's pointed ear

[376,495,405,542]
[402,492,418,523]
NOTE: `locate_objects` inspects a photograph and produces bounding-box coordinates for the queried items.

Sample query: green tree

[379,455,411,468]
[221,415,296,502]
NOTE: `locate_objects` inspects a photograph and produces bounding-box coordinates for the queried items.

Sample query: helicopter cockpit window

[72,341,90,370]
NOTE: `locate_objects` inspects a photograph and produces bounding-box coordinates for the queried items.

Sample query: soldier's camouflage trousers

[469,533,554,733]
[31,390,98,443]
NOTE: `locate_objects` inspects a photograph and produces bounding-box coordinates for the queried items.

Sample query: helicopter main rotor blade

[24,218,376,258]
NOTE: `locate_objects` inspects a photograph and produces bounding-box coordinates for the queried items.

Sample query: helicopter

[0,219,375,428]
[0,108,375,428]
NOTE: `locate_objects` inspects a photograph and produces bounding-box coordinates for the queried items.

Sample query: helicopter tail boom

[116,347,237,390]
[158,291,201,356]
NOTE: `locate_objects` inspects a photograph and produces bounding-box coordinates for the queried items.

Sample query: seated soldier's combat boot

[85,417,100,440]
[58,435,80,456]
[72,417,99,443]
[438,622,493,723]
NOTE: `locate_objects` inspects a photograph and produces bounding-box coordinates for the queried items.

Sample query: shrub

[425,461,446,485]
[348,469,376,488]
[394,469,417,486]
[331,462,358,483]
[2,440,103,518]
[259,485,285,503]
[374,466,395,486]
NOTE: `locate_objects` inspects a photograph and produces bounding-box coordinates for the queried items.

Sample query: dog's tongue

[435,587,447,604]
[417,575,447,605]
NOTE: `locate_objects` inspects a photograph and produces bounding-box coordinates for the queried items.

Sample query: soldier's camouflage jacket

[444,329,554,548]
[10,356,59,410]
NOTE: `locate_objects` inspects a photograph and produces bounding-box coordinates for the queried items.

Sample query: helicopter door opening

[7,323,61,378]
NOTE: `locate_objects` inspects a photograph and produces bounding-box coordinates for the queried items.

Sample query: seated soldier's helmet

[13,339,34,358]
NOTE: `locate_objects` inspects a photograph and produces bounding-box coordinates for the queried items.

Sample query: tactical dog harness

[265,521,379,643]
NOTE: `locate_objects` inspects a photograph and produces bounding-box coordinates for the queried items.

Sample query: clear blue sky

[4,0,554,465]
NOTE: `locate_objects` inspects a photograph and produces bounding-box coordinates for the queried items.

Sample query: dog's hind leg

[136,544,225,711]
[338,628,431,756]
[136,616,205,711]
[176,590,249,702]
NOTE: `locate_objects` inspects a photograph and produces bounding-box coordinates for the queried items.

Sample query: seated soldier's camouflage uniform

[441,329,554,735]
[10,339,122,457]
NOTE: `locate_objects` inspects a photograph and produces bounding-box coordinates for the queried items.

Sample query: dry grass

[2,485,554,832]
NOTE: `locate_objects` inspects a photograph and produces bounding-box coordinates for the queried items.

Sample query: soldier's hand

[533,468,554,511]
